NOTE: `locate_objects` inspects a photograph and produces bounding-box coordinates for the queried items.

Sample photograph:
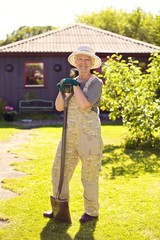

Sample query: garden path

[0,129,32,199]
[0,119,63,228]
[0,128,32,227]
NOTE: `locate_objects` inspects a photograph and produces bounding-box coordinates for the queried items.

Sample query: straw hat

[68,45,101,69]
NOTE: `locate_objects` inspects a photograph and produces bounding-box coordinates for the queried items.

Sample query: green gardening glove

[57,78,79,92]
[63,78,79,86]
[57,79,64,92]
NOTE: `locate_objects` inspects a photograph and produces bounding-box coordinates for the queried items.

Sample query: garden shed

[0,23,159,111]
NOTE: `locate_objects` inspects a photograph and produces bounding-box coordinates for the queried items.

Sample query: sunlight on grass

[101,124,128,145]
[0,123,160,240]
[0,122,21,141]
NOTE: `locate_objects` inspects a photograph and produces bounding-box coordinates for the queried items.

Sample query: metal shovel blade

[50,196,72,224]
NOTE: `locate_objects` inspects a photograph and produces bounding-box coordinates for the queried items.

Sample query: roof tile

[0,23,159,53]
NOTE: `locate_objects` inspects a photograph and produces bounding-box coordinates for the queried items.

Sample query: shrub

[100,52,160,149]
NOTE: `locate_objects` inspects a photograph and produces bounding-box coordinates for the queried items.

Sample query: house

[0,23,159,111]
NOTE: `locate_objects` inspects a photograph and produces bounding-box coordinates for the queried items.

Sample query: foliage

[77,7,125,35]
[0,26,57,46]
[100,52,160,148]
[0,101,18,122]
[76,7,160,46]
[3,106,18,115]
[0,100,17,116]
[122,8,155,43]
[23,91,39,100]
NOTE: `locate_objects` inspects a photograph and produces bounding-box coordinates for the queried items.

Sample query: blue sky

[0,0,159,40]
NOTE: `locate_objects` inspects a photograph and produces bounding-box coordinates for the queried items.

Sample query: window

[25,62,44,87]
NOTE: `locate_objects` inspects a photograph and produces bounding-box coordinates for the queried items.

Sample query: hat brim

[68,51,101,69]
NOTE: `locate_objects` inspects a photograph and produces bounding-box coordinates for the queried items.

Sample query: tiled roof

[0,23,160,53]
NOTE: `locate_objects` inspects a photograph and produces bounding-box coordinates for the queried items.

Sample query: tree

[100,53,160,149]
[76,7,160,46]
[151,15,160,46]
[76,8,126,35]
[0,26,57,46]
[123,8,157,44]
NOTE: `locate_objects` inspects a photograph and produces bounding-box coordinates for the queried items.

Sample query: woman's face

[75,54,93,73]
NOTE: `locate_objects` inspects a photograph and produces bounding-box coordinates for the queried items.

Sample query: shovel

[51,84,73,224]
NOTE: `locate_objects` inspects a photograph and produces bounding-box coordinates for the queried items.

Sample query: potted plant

[3,106,18,121]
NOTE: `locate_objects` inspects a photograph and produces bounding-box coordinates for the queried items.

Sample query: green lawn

[0,121,21,141]
[0,122,160,240]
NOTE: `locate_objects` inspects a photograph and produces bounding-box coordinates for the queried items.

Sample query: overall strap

[83,75,96,94]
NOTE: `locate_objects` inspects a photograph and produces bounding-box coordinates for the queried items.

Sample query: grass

[0,121,21,141]
[0,122,160,240]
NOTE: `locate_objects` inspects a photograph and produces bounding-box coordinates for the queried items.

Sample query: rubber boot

[43,210,53,218]
[43,196,54,218]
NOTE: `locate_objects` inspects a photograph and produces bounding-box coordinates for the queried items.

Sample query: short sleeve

[85,78,103,106]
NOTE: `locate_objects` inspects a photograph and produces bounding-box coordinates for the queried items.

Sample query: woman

[44,45,103,223]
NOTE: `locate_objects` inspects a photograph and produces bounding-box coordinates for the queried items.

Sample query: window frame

[24,62,45,88]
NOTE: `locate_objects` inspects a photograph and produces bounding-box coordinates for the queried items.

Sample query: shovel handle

[57,91,73,199]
